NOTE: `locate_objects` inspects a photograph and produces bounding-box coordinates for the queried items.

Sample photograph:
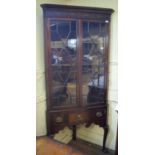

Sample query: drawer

[69,112,90,124]
[47,108,107,127]
[50,113,67,124]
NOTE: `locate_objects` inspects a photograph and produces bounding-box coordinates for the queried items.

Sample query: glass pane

[50,20,77,106]
[82,21,106,105]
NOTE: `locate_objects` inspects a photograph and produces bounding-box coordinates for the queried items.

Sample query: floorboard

[69,139,115,155]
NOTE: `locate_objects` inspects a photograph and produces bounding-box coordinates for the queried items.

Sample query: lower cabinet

[47,107,107,135]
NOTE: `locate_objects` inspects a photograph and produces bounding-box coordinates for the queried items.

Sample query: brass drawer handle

[77,114,82,121]
[55,116,63,123]
[96,111,103,118]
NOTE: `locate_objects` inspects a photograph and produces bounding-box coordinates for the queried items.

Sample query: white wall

[36,0,118,150]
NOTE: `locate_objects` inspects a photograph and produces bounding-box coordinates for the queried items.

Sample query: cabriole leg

[102,125,109,152]
[72,125,76,140]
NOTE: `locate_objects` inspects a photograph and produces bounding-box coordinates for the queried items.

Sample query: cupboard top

[41,4,114,19]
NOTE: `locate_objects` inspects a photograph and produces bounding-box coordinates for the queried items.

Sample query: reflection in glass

[82,21,106,105]
[50,20,77,106]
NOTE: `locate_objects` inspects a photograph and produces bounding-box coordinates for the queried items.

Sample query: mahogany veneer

[41,4,114,151]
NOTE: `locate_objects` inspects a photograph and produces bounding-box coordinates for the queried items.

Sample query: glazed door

[49,19,78,108]
[81,20,108,106]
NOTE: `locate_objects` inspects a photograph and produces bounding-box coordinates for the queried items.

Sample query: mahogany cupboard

[41,4,114,151]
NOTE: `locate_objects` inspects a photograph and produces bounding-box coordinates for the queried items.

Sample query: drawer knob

[96,111,103,117]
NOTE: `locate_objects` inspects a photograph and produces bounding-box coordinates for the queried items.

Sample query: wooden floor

[69,139,115,155]
[37,137,86,155]
[37,137,115,155]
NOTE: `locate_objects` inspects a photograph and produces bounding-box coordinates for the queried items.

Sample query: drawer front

[47,108,107,128]
[69,112,90,124]
[50,113,67,124]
